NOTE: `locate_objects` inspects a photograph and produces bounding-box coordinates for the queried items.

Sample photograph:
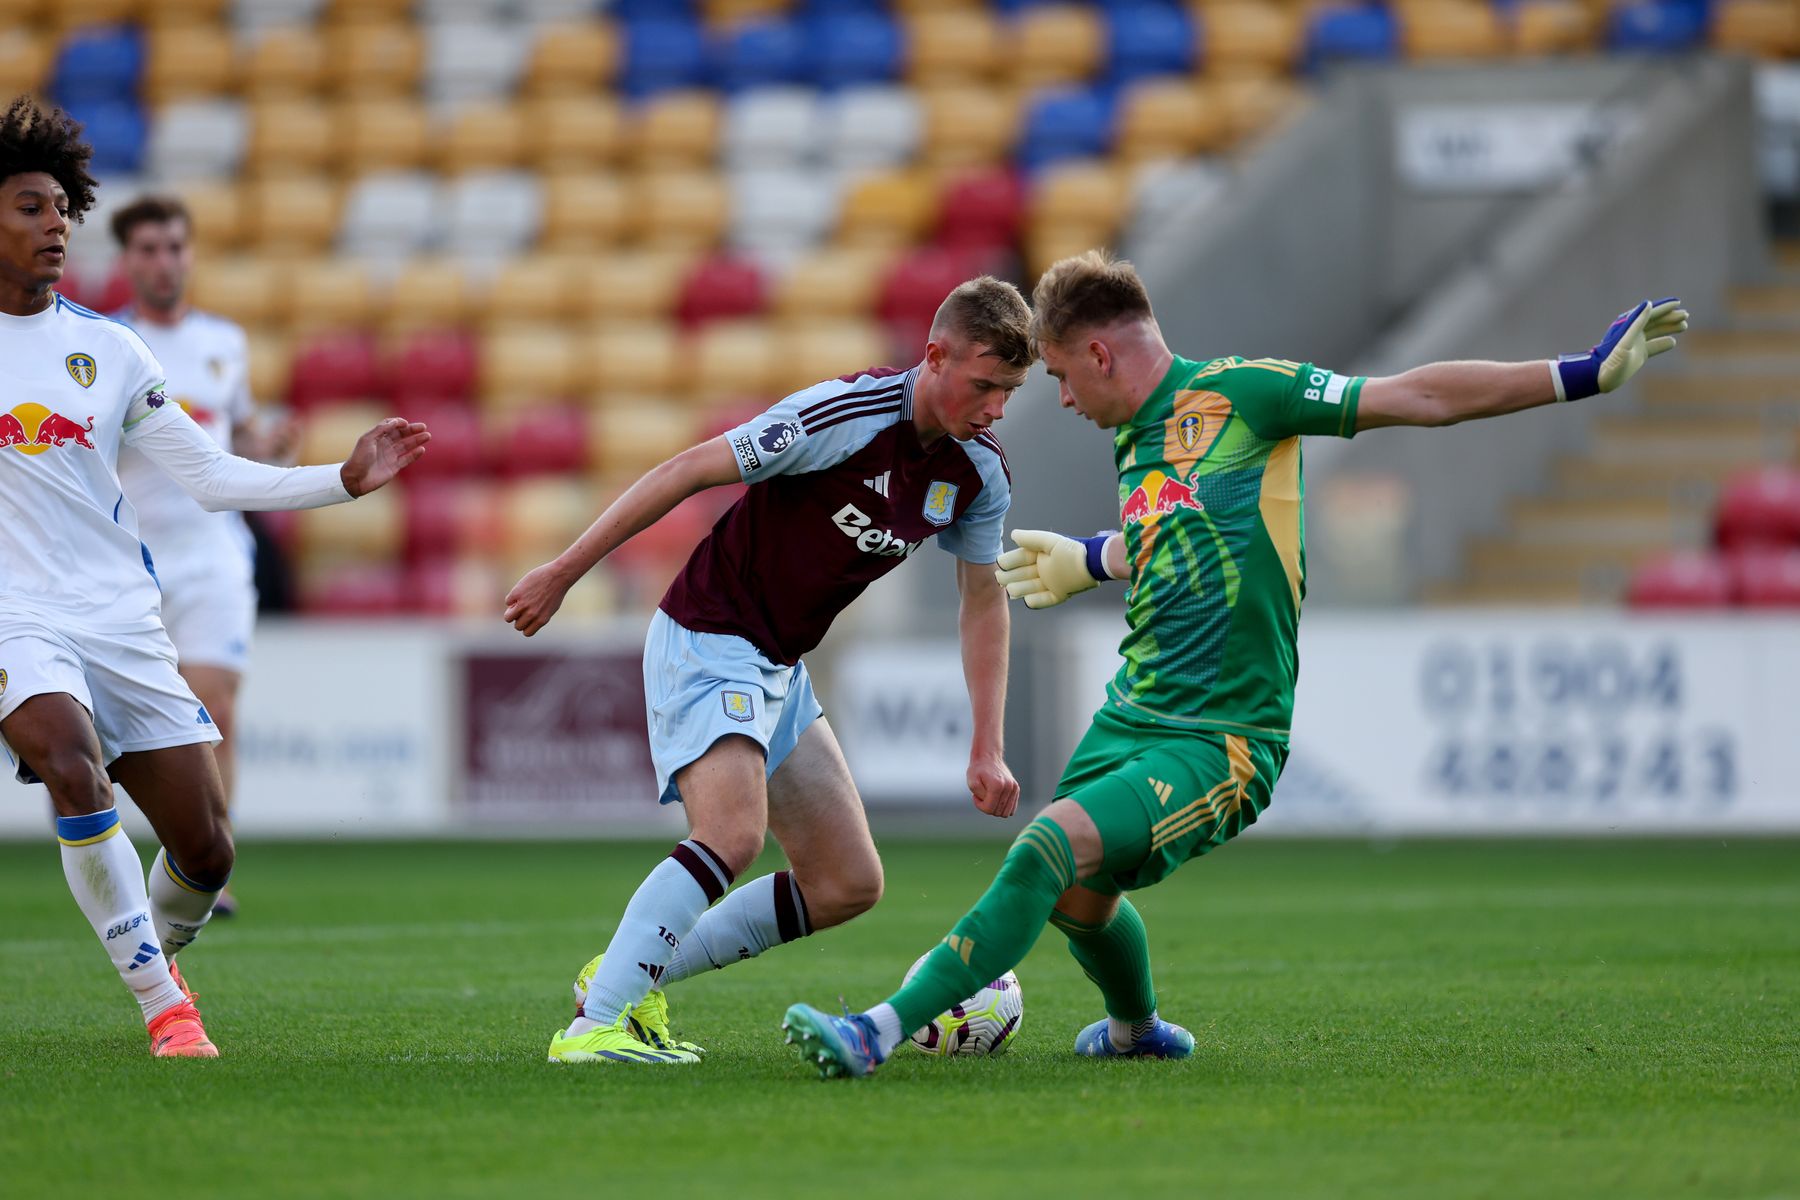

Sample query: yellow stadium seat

[481,326,582,407]
[1713,0,1800,56]
[574,250,696,322]
[385,258,477,332]
[1401,0,1506,58]
[1202,2,1302,75]
[179,182,245,252]
[539,171,631,250]
[241,175,340,253]
[0,30,49,97]
[483,254,585,326]
[144,24,235,104]
[892,0,987,11]
[338,99,430,173]
[837,168,938,248]
[587,322,683,397]
[773,247,894,321]
[498,478,600,560]
[1115,80,1227,163]
[189,257,285,327]
[1029,160,1128,235]
[1511,0,1598,53]
[45,0,137,33]
[1025,224,1113,283]
[589,406,703,478]
[1011,5,1103,89]
[772,321,891,397]
[1215,75,1300,145]
[322,0,416,26]
[918,85,1018,168]
[287,260,378,332]
[441,103,528,174]
[904,9,1002,83]
[247,100,335,176]
[243,329,291,405]
[139,0,228,26]
[629,171,728,251]
[627,90,722,169]
[703,0,792,25]
[244,28,325,99]
[298,404,385,469]
[522,20,619,96]
[295,476,402,562]
[688,319,779,405]
[325,22,421,97]
[525,96,626,167]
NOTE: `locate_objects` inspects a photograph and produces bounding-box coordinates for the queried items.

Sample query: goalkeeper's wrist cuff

[1080,532,1118,582]
[1550,355,1599,403]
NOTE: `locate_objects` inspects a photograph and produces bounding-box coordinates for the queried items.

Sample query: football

[902,952,1023,1056]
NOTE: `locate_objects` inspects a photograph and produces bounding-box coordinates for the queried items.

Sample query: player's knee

[174,825,235,891]
[36,747,111,814]
[803,861,883,929]
[691,821,764,878]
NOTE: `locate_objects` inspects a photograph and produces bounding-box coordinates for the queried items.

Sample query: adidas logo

[1148,777,1174,806]
[638,961,666,984]
[863,471,890,497]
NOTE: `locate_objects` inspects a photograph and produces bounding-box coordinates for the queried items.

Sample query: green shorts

[1056,704,1288,895]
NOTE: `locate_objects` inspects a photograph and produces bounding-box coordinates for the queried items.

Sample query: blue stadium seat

[1303,5,1399,71]
[1607,0,1708,50]
[798,0,890,13]
[804,12,904,90]
[712,20,806,93]
[621,19,707,98]
[1106,4,1199,84]
[50,25,143,107]
[614,0,695,19]
[68,100,146,174]
[1018,87,1116,173]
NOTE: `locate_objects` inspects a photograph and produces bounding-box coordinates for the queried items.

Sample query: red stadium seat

[675,255,767,327]
[397,403,484,480]
[935,167,1024,251]
[877,245,982,359]
[1625,550,1732,609]
[391,329,479,407]
[1727,547,1800,607]
[402,479,465,560]
[302,565,409,616]
[1713,466,1800,550]
[287,332,385,409]
[485,406,590,477]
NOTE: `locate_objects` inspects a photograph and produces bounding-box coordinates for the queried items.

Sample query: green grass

[2,838,1796,1199]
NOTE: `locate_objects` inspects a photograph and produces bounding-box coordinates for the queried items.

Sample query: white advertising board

[1067,613,1800,834]
[832,640,976,804]
[1396,103,1639,192]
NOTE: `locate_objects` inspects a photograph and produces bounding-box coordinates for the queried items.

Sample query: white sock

[57,809,186,1022]
[866,1002,905,1059]
[568,838,733,1035]
[1109,1012,1158,1051]
[663,870,812,985]
[148,847,222,958]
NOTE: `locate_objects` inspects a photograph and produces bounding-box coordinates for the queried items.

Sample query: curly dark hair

[0,95,97,222]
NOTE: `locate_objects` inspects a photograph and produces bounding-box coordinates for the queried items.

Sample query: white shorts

[642,609,823,806]
[0,609,222,784]
[158,570,258,674]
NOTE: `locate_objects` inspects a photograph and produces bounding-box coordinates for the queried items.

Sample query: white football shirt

[0,293,185,632]
[112,306,255,575]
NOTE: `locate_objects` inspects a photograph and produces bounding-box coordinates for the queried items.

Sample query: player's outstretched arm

[504,437,741,637]
[955,557,1020,819]
[135,412,428,511]
[1356,298,1688,431]
[994,528,1126,610]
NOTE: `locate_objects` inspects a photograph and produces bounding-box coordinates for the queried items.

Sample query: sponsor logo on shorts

[922,480,958,527]
[721,690,754,723]
[757,420,801,455]
[65,352,96,389]
[731,433,761,474]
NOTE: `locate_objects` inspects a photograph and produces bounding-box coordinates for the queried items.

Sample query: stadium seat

[189,256,285,327]
[1608,0,1708,51]
[288,332,386,407]
[391,328,480,407]
[1029,159,1128,240]
[242,175,341,253]
[522,19,619,96]
[404,553,500,617]
[803,10,905,89]
[729,166,843,263]
[1024,220,1108,281]
[143,23,234,104]
[68,101,146,174]
[483,253,583,326]
[147,99,248,181]
[575,249,697,321]
[0,29,51,99]
[485,406,591,477]
[1216,74,1301,144]
[298,561,410,618]
[1012,5,1104,88]
[628,89,723,167]
[723,87,824,169]
[497,477,598,558]
[821,86,921,170]
[179,181,246,251]
[1727,547,1800,607]
[47,0,138,33]
[934,165,1026,253]
[589,405,705,477]
[877,244,975,352]
[688,318,779,405]
[339,98,431,173]
[443,172,544,261]
[424,19,531,104]
[773,320,894,396]
[247,100,336,176]
[385,258,478,332]
[244,328,294,405]
[676,254,768,326]
[525,96,626,167]
[480,326,581,408]
[539,171,631,249]
[1202,2,1302,75]
[242,27,326,99]
[588,321,684,396]
[1017,87,1116,172]
[1512,0,1600,54]
[772,246,893,321]
[292,480,403,557]
[1712,0,1800,57]
[1624,550,1732,609]
[141,0,229,24]
[1105,3,1198,84]
[918,84,1020,167]
[629,170,729,250]
[621,19,708,98]
[287,260,379,333]
[1115,79,1226,164]
[1401,1,1506,59]
[323,0,415,24]
[1714,467,1800,550]
[711,18,806,92]
[236,0,329,37]
[1304,4,1400,70]
[904,8,1002,83]
[50,25,142,106]
[402,479,468,559]
[325,21,423,97]
[338,172,444,261]
[837,167,939,247]
[441,102,529,173]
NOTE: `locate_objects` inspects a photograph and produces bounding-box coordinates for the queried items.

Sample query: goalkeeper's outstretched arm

[1357,297,1688,431]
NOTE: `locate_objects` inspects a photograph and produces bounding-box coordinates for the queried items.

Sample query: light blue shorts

[643,609,823,806]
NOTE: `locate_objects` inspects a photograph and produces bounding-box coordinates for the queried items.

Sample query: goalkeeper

[784,249,1687,1077]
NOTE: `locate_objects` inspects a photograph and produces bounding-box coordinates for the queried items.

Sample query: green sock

[1049,897,1157,1022]
[884,816,1077,1037]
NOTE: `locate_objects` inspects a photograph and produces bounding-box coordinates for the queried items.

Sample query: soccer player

[504,278,1032,1065]
[110,193,292,919]
[0,96,429,1057]
[783,249,1688,1077]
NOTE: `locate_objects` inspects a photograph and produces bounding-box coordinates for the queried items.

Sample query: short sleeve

[117,330,181,445]
[723,376,902,483]
[1224,360,1364,441]
[936,443,1011,564]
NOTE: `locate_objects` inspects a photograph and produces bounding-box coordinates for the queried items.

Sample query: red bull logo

[1,403,97,456]
[1120,468,1204,526]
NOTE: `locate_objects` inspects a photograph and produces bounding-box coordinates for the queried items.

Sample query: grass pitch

[2,837,1795,1199]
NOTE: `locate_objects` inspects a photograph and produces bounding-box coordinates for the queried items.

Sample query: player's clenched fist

[967,752,1020,818]
[995,528,1113,609]
[504,561,574,637]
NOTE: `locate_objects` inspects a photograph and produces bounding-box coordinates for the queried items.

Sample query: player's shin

[148,846,224,958]
[57,810,187,1021]
[662,870,810,985]
[874,816,1076,1057]
[1051,898,1159,1050]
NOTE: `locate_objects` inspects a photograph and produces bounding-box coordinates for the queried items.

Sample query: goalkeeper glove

[1551,297,1689,402]
[995,529,1118,610]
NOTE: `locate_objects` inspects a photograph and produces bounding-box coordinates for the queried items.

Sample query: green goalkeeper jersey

[1107,354,1364,741]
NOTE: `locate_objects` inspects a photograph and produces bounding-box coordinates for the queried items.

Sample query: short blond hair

[1029,249,1152,350]
[930,275,1035,369]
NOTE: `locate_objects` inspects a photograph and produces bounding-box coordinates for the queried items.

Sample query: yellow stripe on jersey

[1259,436,1304,611]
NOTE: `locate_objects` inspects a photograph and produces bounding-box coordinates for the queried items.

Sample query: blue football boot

[1074,1015,1195,1058]
[782,1003,887,1079]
